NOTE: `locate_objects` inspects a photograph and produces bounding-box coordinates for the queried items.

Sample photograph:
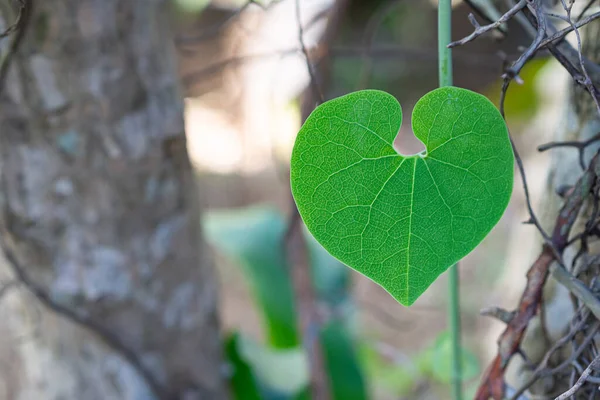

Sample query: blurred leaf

[321,322,368,400]
[305,232,351,305]
[486,58,550,122]
[426,331,480,384]
[205,206,367,399]
[174,0,211,14]
[204,206,355,346]
[359,343,417,396]
[225,332,262,400]
[238,335,309,395]
[204,207,299,348]
[465,381,479,400]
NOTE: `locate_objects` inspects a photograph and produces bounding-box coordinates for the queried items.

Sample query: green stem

[448,264,462,400]
[438,1,462,400]
[438,0,453,87]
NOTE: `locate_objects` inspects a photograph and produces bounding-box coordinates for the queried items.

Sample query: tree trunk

[0,1,225,399]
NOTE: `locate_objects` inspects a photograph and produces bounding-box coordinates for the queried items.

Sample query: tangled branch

[453,1,600,399]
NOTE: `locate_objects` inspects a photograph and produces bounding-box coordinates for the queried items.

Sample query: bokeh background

[0,0,575,399]
[173,0,571,398]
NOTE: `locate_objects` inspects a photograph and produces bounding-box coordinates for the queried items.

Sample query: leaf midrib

[405,157,417,303]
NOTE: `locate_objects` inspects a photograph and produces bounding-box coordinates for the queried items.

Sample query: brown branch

[475,152,600,400]
[450,1,600,397]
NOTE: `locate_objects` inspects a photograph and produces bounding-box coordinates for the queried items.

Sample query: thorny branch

[451,1,600,399]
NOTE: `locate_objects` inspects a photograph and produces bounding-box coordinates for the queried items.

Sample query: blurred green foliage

[174,0,211,14]
[360,331,480,397]
[204,208,299,348]
[485,58,551,122]
[174,0,274,14]
[225,333,263,400]
[204,206,367,399]
[205,206,481,399]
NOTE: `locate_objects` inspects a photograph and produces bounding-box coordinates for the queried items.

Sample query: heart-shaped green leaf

[290,86,513,305]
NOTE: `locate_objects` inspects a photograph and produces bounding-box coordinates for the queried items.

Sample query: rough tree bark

[0,1,225,399]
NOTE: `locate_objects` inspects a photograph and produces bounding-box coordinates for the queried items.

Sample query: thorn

[468,13,481,28]
[481,306,515,323]
[514,74,524,85]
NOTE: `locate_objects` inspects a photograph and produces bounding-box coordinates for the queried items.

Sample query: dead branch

[555,353,600,400]
[475,152,600,400]
[448,0,527,48]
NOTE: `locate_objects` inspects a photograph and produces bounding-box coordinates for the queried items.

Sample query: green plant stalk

[438,1,462,400]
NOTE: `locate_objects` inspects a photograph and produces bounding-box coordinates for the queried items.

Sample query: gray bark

[0,1,226,399]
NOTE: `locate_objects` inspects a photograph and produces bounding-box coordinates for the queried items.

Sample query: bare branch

[555,353,600,400]
[476,152,600,400]
[295,0,324,103]
[448,0,527,48]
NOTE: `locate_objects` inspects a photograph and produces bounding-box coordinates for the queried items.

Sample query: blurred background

[0,0,576,399]
[174,0,568,399]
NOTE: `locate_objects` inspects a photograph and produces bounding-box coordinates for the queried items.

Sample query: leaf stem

[438,0,453,87]
[438,1,462,400]
[448,264,462,400]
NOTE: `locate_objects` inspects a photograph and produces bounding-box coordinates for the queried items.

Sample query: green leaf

[205,207,370,398]
[237,335,309,395]
[174,0,210,13]
[204,207,299,348]
[224,333,262,400]
[290,86,513,305]
[321,322,368,400]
